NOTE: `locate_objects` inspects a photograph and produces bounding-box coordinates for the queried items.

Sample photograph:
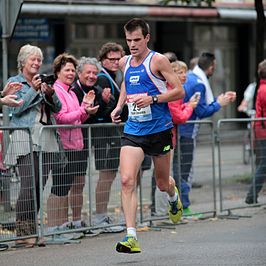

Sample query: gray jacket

[7,74,61,127]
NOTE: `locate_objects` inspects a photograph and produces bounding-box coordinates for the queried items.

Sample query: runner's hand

[111,107,122,124]
[130,94,152,108]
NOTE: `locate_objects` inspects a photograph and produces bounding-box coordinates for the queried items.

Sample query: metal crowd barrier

[1,119,266,246]
[0,127,37,244]
[38,124,125,244]
[140,120,217,227]
[217,117,266,216]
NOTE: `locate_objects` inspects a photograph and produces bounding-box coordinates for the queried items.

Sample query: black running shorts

[121,128,173,156]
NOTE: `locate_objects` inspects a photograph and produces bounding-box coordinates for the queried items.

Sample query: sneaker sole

[0,244,9,251]
[102,227,125,234]
[116,242,141,254]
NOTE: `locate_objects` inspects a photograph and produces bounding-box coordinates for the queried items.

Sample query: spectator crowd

[0,17,265,254]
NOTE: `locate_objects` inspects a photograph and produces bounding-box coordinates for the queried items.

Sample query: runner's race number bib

[127,93,152,122]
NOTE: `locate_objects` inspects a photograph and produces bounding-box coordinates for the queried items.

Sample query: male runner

[111,18,185,254]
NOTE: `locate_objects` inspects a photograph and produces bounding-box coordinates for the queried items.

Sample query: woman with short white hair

[5,44,62,247]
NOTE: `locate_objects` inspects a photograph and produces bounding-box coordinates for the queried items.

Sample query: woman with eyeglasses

[90,42,127,232]
[4,44,62,247]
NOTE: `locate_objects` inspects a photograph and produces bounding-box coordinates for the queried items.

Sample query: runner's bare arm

[152,54,185,103]
[111,81,127,124]
[119,56,128,72]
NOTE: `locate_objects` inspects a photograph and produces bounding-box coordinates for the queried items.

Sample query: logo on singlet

[129,75,140,85]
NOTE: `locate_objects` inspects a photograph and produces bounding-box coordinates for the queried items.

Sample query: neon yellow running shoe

[168,186,183,224]
[116,235,141,254]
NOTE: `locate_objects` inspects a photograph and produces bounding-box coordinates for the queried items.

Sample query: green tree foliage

[160,0,215,7]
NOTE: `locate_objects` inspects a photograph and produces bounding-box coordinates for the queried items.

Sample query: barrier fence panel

[0,127,37,243]
[217,118,266,215]
[139,120,216,225]
[38,123,125,243]
[185,121,216,216]
[7,118,266,245]
[88,123,124,232]
[39,124,91,243]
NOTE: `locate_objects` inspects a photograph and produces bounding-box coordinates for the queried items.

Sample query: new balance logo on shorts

[163,145,171,152]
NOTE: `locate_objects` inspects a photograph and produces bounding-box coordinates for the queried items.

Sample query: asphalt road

[1,206,266,266]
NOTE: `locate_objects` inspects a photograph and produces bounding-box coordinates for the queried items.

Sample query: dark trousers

[16,152,50,236]
[246,139,266,200]
[172,136,194,209]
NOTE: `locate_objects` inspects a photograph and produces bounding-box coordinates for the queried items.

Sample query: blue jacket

[7,74,61,127]
[179,72,221,138]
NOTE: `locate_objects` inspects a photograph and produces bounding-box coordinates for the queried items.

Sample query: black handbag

[50,116,68,172]
[51,131,68,171]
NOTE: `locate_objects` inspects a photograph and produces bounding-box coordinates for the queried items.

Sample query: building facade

[1,0,266,119]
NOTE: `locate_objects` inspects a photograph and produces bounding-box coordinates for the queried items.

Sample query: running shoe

[74,221,101,236]
[0,243,8,251]
[45,226,76,241]
[191,182,203,189]
[183,207,203,219]
[94,216,125,233]
[116,235,141,254]
[168,186,183,223]
[245,196,258,205]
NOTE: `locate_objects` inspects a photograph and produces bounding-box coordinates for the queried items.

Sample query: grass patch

[223,173,251,185]
[235,173,252,184]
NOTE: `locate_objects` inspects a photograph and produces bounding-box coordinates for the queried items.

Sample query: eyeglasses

[106,57,121,62]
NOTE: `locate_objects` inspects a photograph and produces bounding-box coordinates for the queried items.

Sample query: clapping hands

[83,90,99,115]
[102,88,111,103]
[225,91,236,102]
[217,91,236,107]
[1,95,23,107]
[1,82,23,107]
[2,82,23,97]
[83,90,95,106]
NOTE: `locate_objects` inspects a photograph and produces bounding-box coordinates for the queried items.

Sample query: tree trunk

[253,0,265,107]
[255,0,265,68]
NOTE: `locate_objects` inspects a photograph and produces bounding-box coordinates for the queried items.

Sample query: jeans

[173,136,194,209]
[246,139,266,201]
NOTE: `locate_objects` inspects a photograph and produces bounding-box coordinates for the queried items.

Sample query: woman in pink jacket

[168,61,199,203]
[155,60,199,217]
[168,61,199,147]
[47,53,98,232]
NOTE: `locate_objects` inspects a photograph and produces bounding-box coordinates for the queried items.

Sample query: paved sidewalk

[1,206,266,266]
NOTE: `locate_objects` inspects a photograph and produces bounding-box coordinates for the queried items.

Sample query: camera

[39,74,56,85]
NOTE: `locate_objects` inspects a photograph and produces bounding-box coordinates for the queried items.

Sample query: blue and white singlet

[124,51,173,136]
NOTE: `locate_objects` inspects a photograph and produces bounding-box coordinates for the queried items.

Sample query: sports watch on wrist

[152,95,158,104]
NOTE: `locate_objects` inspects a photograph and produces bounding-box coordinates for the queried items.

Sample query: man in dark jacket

[90,42,126,232]
[73,55,124,232]
[178,52,236,214]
